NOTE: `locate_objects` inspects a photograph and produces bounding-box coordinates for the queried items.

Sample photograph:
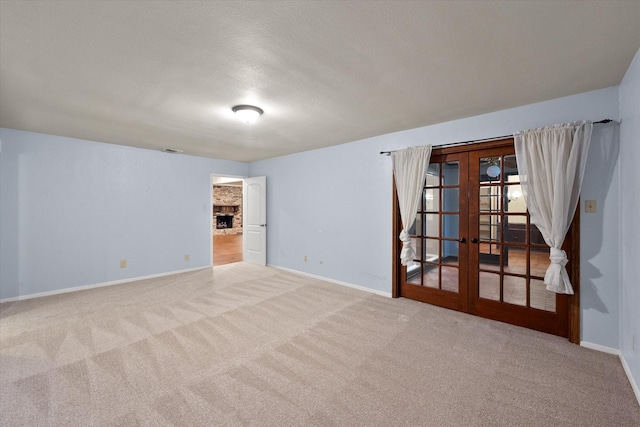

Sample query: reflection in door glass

[426,164,440,186]
[441,214,459,239]
[530,279,556,312]
[423,264,439,289]
[502,246,526,275]
[503,275,526,306]
[412,238,423,263]
[529,223,547,246]
[442,161,459,185]
[407,263,422,285]
[442,241,459,266]
[504,216,527,243]
[481,157,502,183]
[479,186,501,212]
[530,247,550,278]
[479,215,501,242]
[505,185,526,213]
[441,266,459,293]
[503,155,519,182]
[479,243,501,272]
[424,238,440,261]
[442,188,459,212]
[411,213,423,236]
[424,188,439,211]
[479,272,500,301]
[424,214,439,237]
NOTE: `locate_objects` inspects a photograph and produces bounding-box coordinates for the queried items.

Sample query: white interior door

[243,176,267,265]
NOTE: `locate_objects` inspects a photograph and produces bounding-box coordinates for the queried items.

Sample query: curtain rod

[379,119,617,156]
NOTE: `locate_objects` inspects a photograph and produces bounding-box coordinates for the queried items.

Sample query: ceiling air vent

[163,148,184,154]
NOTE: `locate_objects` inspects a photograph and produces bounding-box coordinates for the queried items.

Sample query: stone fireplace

[213,184,243,236]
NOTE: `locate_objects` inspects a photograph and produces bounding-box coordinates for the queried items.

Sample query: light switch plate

[585,200,597,213]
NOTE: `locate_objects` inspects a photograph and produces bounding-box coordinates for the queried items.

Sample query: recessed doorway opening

[212,176,243,266]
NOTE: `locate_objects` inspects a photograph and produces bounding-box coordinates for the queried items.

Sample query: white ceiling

[1,1,639,162]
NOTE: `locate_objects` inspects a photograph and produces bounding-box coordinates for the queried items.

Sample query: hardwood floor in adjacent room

[213,234,243,265]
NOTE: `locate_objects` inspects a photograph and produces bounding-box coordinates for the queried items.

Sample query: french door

[395,140,578,340]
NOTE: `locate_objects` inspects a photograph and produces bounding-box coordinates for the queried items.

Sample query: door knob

[471,237,478,244]
[459,237,466,243]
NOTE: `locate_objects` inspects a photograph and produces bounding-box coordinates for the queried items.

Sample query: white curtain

[514,121,592,294]
[392,145,432,266]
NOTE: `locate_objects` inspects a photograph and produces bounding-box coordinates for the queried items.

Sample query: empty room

[1,1,639,426]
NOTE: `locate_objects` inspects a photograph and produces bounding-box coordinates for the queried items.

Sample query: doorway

[393,139,580,341]
[212,177,243,266]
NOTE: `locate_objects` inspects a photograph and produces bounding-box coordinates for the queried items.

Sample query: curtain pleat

[392,145,432,266]
[514,121,592,294]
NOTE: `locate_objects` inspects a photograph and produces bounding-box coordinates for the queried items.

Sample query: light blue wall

[250,138,393,292]
[619,48,640,397]
[250,87,621,347]
[0,86,628,356]
[0,128,248,299]
[580,121,620,349]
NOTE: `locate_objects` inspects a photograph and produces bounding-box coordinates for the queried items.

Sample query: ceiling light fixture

[232,105,263,124]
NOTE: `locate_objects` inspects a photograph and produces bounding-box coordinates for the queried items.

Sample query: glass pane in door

[503,155,519,182]
[473,151,562,316]
[530,279,556,312]
[399,152,468,314]
[530,247,550,277]
[424,214,438,237]
[442,161,459,185]
[426,164,440,186]
[480,157,502,183]
[423,264,439,288]
[503,246,526,275]
[503,275,526,306]
[424,188,439,211]
[479,272,500,300]
[407,263,422,285]
[441,214,459,239]
[405,157,463,296]
[441,266,459,293]
[442,241,459,266]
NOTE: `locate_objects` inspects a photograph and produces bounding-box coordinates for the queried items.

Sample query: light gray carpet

[1,263,638,426]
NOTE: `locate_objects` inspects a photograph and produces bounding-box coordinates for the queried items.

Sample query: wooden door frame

[391,139,581,344]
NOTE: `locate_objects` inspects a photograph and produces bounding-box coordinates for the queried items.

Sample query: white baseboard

[581,341,639,406]
[0,266,211,303]
[620,353,640,406]
[580,341,620,355]
[270,265,392,298]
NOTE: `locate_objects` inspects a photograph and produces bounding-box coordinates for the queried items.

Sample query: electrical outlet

[120,260,127,268]
[304,256,307,262]
[184,254,190,261]
[585,200,597,213]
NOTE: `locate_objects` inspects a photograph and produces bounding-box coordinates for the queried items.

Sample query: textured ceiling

[1,1,639,162]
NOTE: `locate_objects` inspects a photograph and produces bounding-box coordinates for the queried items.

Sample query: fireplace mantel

[213,205,239,215]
